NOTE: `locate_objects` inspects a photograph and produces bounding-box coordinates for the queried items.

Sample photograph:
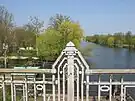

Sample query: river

[81,41,135,81]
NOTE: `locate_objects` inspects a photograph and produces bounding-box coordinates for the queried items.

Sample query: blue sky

[0,0,135,35]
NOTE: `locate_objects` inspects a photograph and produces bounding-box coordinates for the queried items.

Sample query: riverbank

[89,41,135,49]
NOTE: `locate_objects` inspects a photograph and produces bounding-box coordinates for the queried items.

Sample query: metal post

[123,87,126,101]
[34,76,37,101]
[67,55,74,101]
[77,66,79,101]
[52,75,55,101]
[81,68,84,101]
[23,84,25,101]
[63,65,66,101]
[58,67,60,101]
[109,75,112,101]
[2,74,6,101]
[13,84,16,101]
[25,76,28,101]
[98,75,101,101]
[43,74,46,101]
[121,76,124,101]
[86,75,89,101]
[11,75,14,101]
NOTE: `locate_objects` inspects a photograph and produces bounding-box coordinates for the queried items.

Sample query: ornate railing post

[66,43,75,101]
[52,41,90,101]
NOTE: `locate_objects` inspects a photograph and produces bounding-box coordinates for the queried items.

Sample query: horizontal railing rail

[0,69,56,74]
[85,69,135,75]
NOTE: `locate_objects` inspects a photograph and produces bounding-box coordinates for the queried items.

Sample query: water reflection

[81,42,135,69]
[81,41,135,81]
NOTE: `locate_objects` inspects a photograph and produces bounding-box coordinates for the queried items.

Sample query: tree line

[86,31,135,49]
[0,5,84,61]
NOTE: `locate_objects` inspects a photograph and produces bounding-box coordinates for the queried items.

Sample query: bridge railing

[85,69,135,101]
[0,69,56,101]
[1,41,135,101]
[1,69,135,101]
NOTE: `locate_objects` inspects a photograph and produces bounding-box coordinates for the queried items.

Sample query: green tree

[37,29,61,60]
[125,31,132,48]
[107,37,115,47]
[37,14,84,60]
[13,27,35,48]
[131,37,135,49]
[58,20,83,48]
[114,32,124,47]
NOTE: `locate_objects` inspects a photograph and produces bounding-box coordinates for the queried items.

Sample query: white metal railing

[85,69,135,101]
[0,69,135,101]
[0,69,56,101]
[0,42,135,101]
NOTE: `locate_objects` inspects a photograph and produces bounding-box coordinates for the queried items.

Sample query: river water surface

[81,41,135,81]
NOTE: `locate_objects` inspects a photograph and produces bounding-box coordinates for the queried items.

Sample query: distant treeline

[86,31,135,49]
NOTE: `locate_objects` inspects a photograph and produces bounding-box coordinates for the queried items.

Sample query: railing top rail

[0,69,56,74]
[86,69,135,75]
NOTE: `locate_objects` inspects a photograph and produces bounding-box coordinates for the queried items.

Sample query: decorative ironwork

[64,65,68,80]
[74,66,78,81]
[36,84,43,91]
[0,42,135,101]
[100,85,110,92]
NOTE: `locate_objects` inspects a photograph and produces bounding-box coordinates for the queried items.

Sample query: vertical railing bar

[25,75,28,101]
[58,67,60,101]
[67,55,74,101]
[52,74,55,101]
[76,65,79,101]
[81,68,84,101]
[23,84,25,101]
[109,75,112,101]
[121,76,124,101]
[14,84,16,101]
[86,75,89,101]
[11,75,14,101]
[34,75,37,101]
[98,74,101,101]
[2,74,6,101]
[63,66,66,101]
[72,56,74,101]
[43,73,46,101]
[123,87,126,101]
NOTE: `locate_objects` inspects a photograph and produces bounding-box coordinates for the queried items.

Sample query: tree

[24,16,44,56]
[107,37,115,47]
[24,16,44,34]
[13,27,36,48]
[0,5,14,55]
[37,29,61,60]
[37,14,84,60]
[125,31,132,48]
[131,37,135,49]
[58,20,83,48]
[49,14,71,30]
[114,32,124,47]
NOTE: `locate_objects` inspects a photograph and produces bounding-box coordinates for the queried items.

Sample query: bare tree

[0,5,14,55]
[24,16,44,56]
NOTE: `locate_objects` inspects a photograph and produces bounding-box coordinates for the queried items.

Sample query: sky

[0,0,135,35]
